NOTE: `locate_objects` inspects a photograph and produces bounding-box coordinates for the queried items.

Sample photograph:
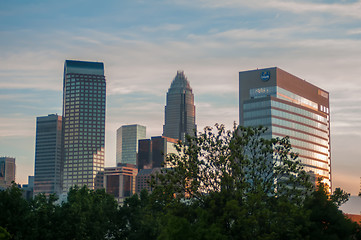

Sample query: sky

[0,0,361,195]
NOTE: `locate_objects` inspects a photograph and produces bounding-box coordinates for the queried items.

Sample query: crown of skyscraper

[169,71,192,91]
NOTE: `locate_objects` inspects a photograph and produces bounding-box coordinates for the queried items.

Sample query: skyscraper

[163,71,196,142]
[62,60,106,192]
[239,67,331,188]
[138,136,178,170]
[34,114,63,196]
[0,157,15,189]
[116,124,146,165]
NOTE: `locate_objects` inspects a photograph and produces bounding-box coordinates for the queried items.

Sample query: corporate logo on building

[260,71,270,81]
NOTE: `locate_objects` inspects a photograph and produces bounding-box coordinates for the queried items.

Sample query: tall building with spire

[163,71,196,142]
[62,60,106,192]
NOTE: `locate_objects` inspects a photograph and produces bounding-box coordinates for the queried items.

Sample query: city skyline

[1,1,361,195]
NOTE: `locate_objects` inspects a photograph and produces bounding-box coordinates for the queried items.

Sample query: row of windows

[64,176,96,181]
[65,141,104,146]
[291,146,329,162]
[244,100,328,124]
[65,134,104,141]
[65,112,104,116]
[65,120,105,125]
[65,105,105,109]
[64,159,95,163]
[273,126,329,147]
[65,85,105,89]
[65,116,105,122]
[272,109,328,132]
[64,140,104,144]
[272,118,328,140]
[64,128,104,133]
[298,156,330,171]
[271,101,327,123]
[65,113,104,118]
[66,157,104,162]
[65,93,105,98]
[65,150,104,155]
[66,78,104,82]
[277,87,318,110]
[66,77,104,82]
[65,151,103,156]
[303,166,330,179]
[65,135,104,141]
[249,86,319,110]
[65,124,105,130]
[277,135,329,155]
[64,167,102,173]
[64,164,103,170]
[65,125,104,130]
[64,167,93,171]
[66,88,105,94]
[244,108,329,133]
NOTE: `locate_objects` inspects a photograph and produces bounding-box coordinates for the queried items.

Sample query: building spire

[163,71,196,142]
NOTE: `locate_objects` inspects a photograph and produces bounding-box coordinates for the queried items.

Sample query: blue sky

[1,0,361,195]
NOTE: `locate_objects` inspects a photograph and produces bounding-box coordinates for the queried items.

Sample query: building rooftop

[169,71,192,91]
[64,60,104,75]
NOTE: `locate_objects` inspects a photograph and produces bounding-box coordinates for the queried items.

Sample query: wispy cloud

[140,23,184,32]
[180,0,361,19]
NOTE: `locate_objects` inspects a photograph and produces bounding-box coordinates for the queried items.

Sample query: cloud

[0,117,35,137]
[140,23,184,32]
[177,0,361,20]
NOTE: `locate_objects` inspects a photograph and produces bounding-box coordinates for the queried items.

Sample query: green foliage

[58,185,119,240]
[0,227,11,240]
[304,181,359,239]
[0,183,30,240]
[331,187,350,207]
[149,124,358,239]
[154,125,312,204]
[0,125,359,239]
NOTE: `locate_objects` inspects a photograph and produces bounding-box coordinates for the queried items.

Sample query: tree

[0,226,11,240]
[26,193,60,240]
[154,124,311,202]
[151,124,313,239]
[0,183,31,240]
[304,181,359,240]
[57,185,119,240]
[330,187,350,207]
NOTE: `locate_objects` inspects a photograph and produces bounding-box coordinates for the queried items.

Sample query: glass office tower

[62,60,106,192]
[239,67,331,188]
[34,114,63,196]
[116,124,146,165]
[163,71,196,142]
